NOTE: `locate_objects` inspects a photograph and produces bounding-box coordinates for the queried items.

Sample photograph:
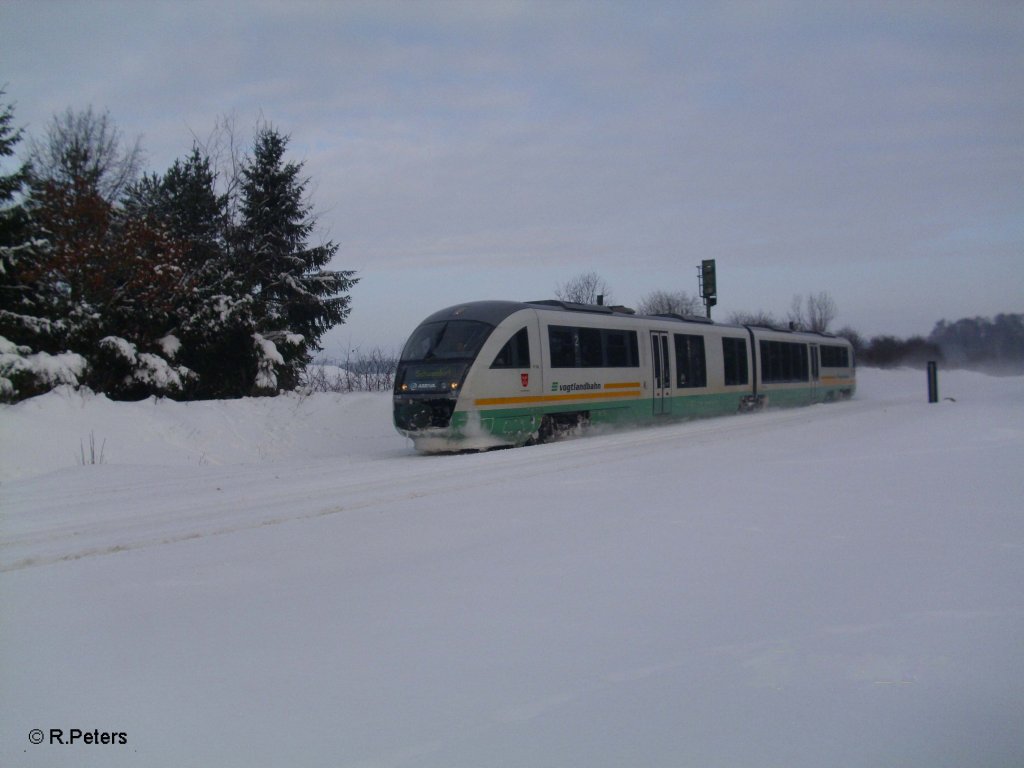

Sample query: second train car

[393,300,855,452]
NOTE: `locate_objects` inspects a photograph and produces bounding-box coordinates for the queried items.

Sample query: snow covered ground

[2,368,1022,767]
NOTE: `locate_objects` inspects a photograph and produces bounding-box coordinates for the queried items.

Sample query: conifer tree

[28,173,194,398]
[0,93,60,400]
[12,107,194,400]
[5,108,360,401]
[0,92,37,345]
[125,147,258,397]
[237,126,357,392]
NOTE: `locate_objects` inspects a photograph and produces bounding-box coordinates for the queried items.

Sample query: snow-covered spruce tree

[0,93,30,222]
[236,127,357,394]
[124,147,259,398]
[0,92,88,401]
[15,107,194,400]
[28,176,195,399]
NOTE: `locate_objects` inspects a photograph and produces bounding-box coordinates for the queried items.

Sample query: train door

[650,331,671,415]
[809,344,820,402]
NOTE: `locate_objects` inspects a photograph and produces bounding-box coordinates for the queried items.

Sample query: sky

[2,0,1022,354]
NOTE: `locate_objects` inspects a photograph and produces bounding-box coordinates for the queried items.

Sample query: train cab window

[491,327,531,369]
[401,320,493,361]
[722,337,749,385]
[674,333,707,388]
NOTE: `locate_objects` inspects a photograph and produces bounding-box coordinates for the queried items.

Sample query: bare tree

[787,294,806,331]
[554,271,613,305]
[787,292,837,333]
[190,112,245,220]
[806,291,837,333]
[637,290,702,316]
[29,106,143,202]
[303,347,398,393]
[728,310,782,327]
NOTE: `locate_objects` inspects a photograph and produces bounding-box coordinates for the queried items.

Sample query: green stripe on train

[447,384,854,443]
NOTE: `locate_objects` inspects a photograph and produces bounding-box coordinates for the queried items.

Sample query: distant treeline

[840,314,1024,372]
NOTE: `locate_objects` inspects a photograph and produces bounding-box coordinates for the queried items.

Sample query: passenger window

[578,328,603,367]
[759,340,809,382]
[820,345,849,367]
[549,326,576,368]
[674,333,707,388]
[604,330,636,367]
[548,325,640,368]
[491,327,531,369]
[722,337,749,385]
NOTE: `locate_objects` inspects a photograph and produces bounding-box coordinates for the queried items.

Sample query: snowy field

[2,368,1022,767]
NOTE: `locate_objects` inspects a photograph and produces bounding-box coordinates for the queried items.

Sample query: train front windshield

[401,320,493,362]
[397,320,493,395]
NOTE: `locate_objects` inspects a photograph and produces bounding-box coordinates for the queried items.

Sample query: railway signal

[699,259,717,319]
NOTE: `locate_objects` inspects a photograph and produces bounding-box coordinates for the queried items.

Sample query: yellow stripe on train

[474,390,642,407]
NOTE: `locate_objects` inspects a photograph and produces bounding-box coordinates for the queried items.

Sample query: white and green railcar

[393,300,855,452]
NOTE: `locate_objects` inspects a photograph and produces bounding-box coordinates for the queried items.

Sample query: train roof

[417,300,529,328]
[415,300,848,343]
[418,299,706,325]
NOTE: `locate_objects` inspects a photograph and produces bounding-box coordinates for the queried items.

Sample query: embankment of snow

[0,386,400,483]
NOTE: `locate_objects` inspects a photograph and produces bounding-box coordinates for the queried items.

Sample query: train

[393,299,856,452]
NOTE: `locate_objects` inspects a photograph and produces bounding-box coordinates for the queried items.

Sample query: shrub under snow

[97,336,194,397]
[0,335,88,402]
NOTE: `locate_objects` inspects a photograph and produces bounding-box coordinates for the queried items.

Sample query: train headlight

[400,383,409,392]
[449,381,460,391]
